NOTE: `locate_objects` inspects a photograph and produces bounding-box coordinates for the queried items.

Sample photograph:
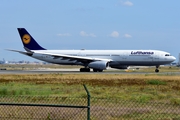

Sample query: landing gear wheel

[93,69,103,72]
[80,68,90,72]
[155,65,160,73]
[87,68,90,72]
[155,69,159,73]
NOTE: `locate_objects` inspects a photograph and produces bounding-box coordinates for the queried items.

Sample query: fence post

[83,84,90,120]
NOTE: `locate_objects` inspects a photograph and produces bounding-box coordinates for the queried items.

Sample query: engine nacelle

[88,61,108,70]
[110,65,128,69]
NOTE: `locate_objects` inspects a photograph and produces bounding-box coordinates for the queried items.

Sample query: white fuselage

[30,49,176,67]
[14,28,176,72]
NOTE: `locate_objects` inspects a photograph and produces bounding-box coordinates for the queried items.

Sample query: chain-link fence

[0,96,88,119]
[91,98,180,120]
[0,96,180,119]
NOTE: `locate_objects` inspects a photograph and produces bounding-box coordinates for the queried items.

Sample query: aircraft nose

[171,56,176,61]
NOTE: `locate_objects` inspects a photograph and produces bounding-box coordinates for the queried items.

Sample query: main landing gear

[80,68,90,72]
[93,69,103,72]
[155,65,159,73]
[79,68,103,72]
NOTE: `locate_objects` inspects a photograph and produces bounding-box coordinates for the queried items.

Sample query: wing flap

[6,49,33,56]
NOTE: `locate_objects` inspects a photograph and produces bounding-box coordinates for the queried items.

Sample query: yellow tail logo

[22,34,31,44]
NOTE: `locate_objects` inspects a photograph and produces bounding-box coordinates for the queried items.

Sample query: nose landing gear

[155,69,159,73]
[155,65,159,73]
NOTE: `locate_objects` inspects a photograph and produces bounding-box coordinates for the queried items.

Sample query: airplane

[0,58,5,64]
[7,28,176,72]
[177,53,180,67]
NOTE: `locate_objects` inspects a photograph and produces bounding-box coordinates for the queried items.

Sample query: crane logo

[22,34,31,44]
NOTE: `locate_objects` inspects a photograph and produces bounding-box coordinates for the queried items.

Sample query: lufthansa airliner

[7,28,176,72]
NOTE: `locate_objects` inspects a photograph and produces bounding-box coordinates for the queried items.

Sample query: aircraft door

[122,52,127,60]
[78,50,86,57]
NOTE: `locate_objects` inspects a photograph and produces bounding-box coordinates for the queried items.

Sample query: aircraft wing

[34,51,112,63]
[6,49,112,63]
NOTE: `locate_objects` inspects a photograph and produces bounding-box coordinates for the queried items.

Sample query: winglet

[17,28,46,51]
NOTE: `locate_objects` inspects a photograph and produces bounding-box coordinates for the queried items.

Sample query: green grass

[147,79,167,85]
[0,82,88,97]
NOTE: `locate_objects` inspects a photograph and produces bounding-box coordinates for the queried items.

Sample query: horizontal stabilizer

[6,49,33,56]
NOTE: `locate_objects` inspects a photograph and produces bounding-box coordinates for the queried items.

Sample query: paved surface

[0,68,179,75]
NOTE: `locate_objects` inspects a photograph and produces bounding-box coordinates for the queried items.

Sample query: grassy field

[0,66,180,104]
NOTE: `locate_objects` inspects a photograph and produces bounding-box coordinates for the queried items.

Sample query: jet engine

[88,61,109,70]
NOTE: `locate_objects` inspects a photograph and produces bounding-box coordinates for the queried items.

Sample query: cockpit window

[165,54,171,56]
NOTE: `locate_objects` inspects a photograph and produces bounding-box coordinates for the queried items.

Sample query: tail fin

[17,28,46,51]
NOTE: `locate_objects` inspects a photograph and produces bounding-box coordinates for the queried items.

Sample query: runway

[0,68,179,75]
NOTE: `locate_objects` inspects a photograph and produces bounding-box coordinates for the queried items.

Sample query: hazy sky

[0,0,180,61]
